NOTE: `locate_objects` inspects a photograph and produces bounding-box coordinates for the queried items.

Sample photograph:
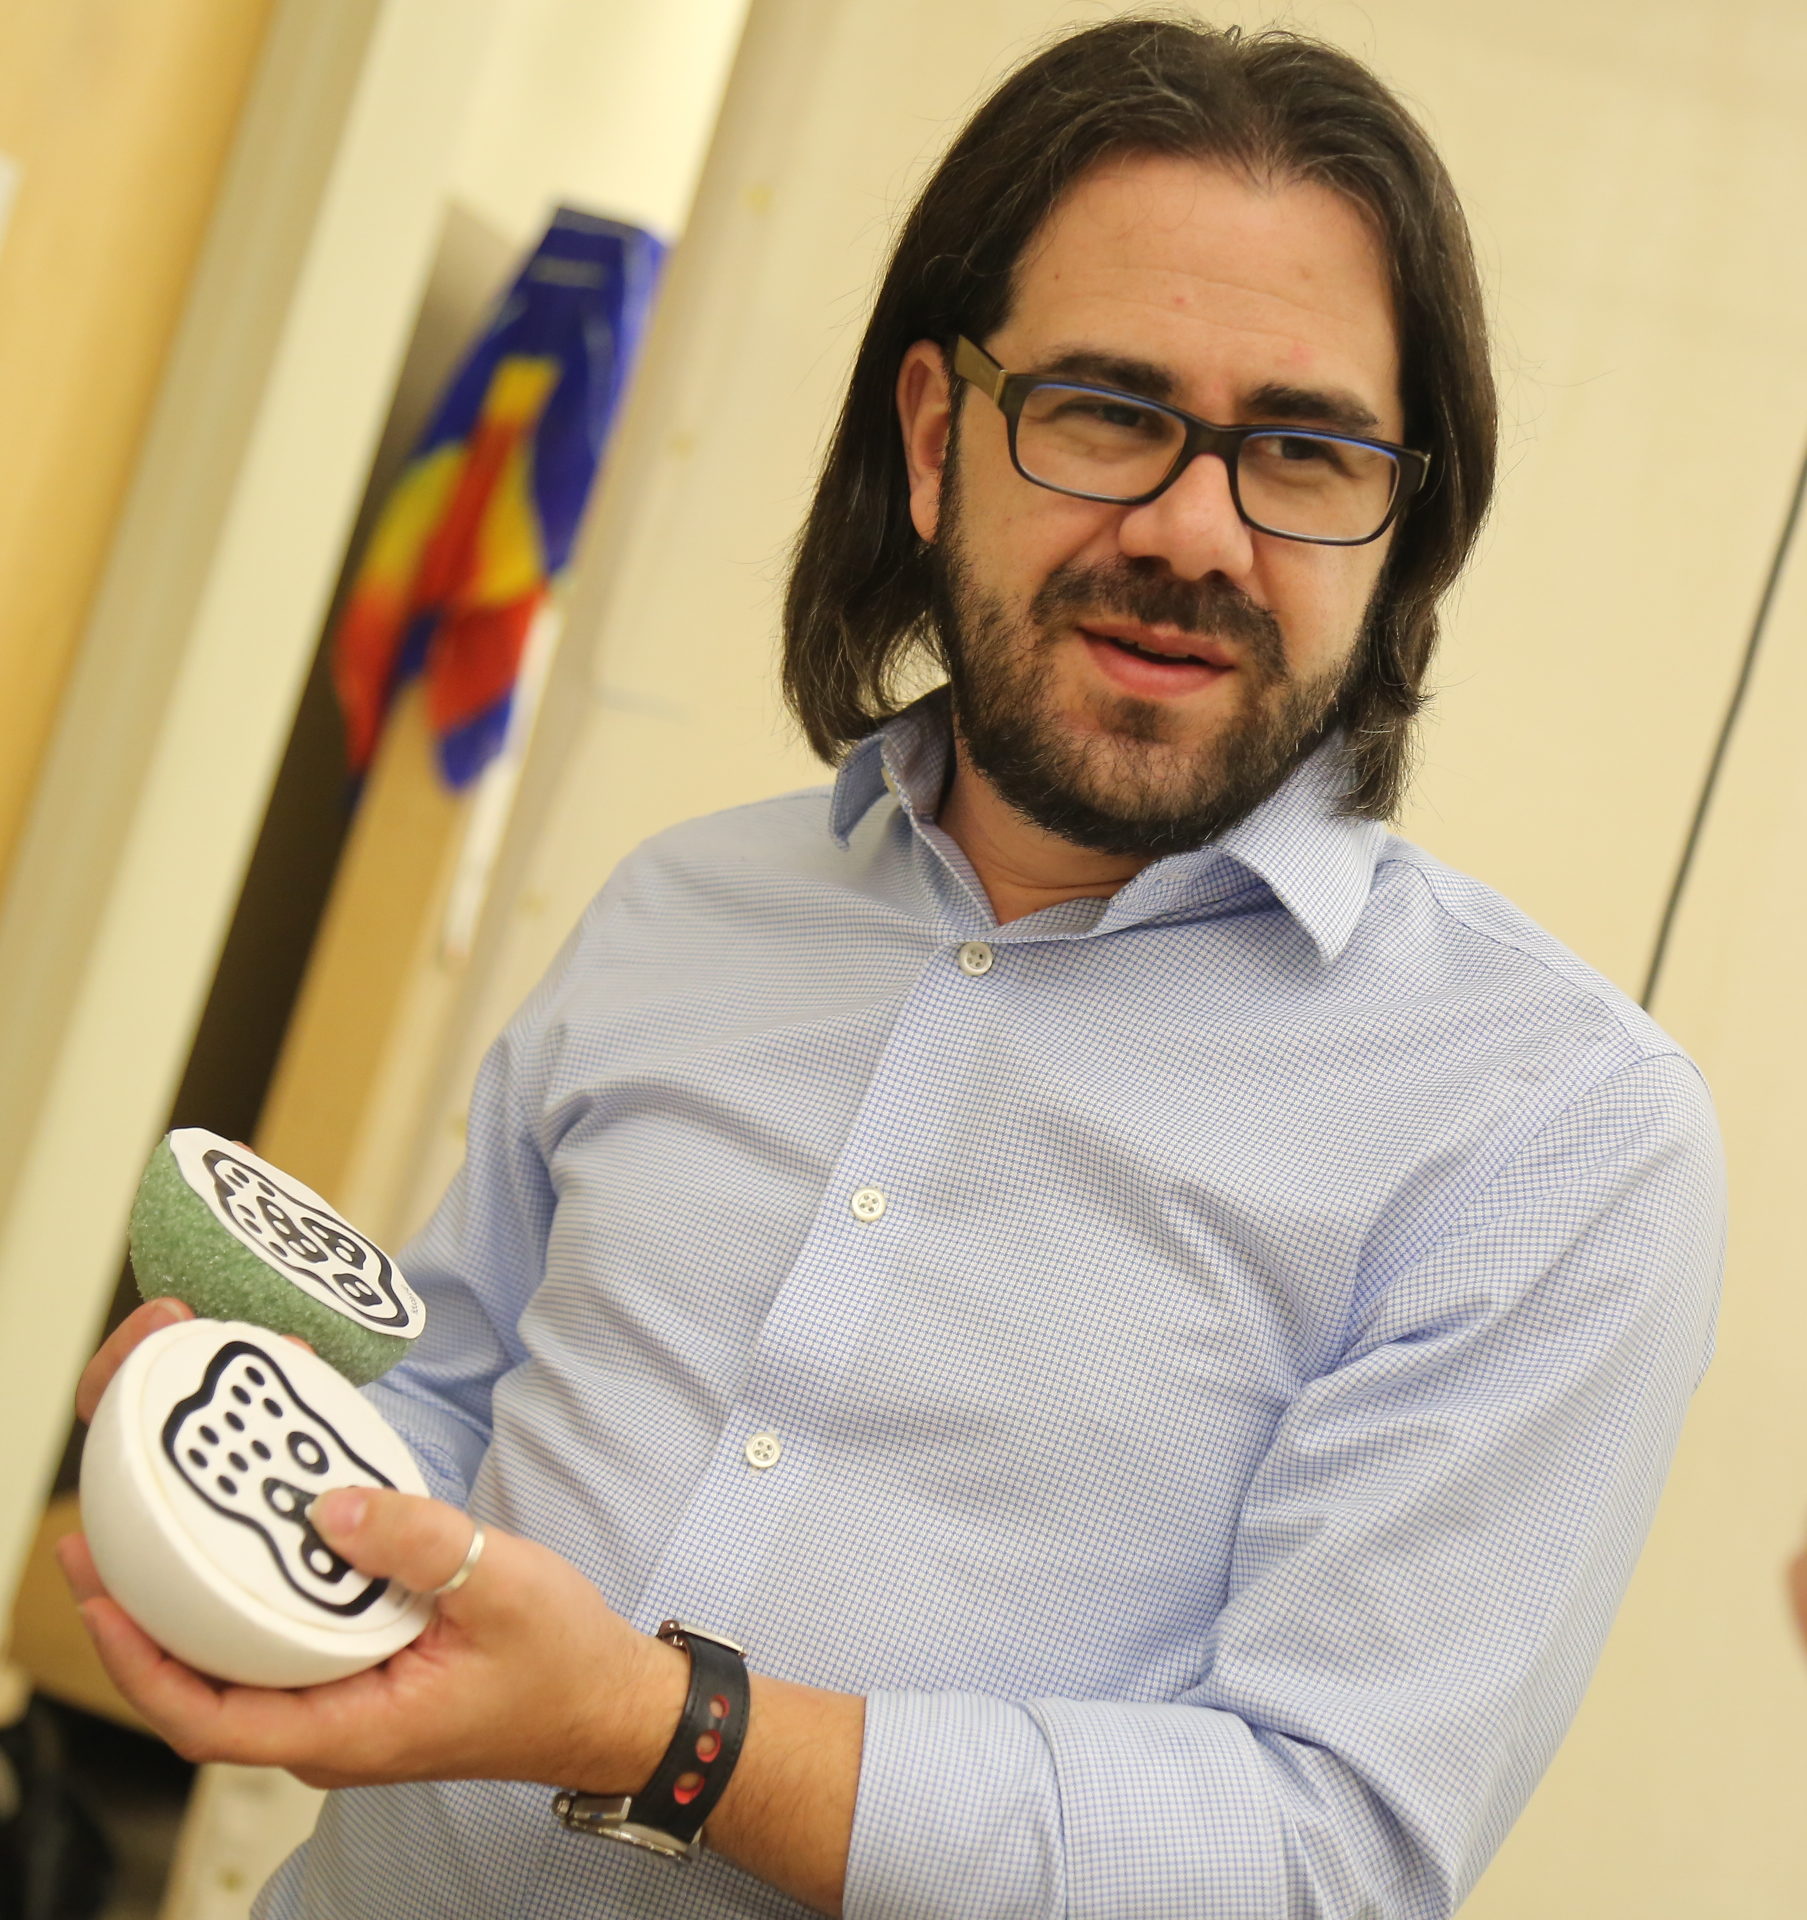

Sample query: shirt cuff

[846,1691,1066,1919]
[1025,1698,1287,1917]
[848,1692,1294,1920]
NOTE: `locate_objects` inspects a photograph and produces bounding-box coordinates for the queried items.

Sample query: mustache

[1029,560,1287,678]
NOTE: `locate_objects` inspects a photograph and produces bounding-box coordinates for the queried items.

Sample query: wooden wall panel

[0,0,272,887]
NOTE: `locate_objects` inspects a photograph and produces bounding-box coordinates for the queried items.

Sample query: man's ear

[896,340,953,542]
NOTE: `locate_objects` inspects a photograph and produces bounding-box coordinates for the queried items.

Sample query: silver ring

[430,1521,486,1597]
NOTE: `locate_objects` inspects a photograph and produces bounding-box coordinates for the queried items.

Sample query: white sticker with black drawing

[159,1339,403,1618]
[168,1129,425,1338]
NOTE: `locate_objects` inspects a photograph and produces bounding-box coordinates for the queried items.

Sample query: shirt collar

[1201,738,1385,961]
[829,687,954,841]
[830,689,1384,962]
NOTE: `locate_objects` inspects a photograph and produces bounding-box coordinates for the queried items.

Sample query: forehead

[1004,152,1402,432]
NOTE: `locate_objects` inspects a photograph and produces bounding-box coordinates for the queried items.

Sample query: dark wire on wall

[1640,436,1807,1012]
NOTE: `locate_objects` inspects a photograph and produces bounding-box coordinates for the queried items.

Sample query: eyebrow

[1244,382,1383,438]
[1028,347,1385,440]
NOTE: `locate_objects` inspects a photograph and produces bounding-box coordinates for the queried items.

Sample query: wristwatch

[552,1619,750,1860]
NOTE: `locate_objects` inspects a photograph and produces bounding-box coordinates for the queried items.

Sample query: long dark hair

[782,16,1497,819]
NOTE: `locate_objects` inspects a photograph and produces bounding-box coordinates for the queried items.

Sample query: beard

[929,493,1364,860]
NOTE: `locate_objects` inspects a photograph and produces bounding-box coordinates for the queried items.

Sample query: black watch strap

[553,1620,750,1859]
[633,1622,749,1841]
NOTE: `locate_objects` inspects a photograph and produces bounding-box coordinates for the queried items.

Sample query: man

[66,18,1722,1918]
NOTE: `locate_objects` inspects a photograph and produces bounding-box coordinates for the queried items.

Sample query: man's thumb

[310,1487,482,1600]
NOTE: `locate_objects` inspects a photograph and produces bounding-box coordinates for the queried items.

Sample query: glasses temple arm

[951,336,1008,406]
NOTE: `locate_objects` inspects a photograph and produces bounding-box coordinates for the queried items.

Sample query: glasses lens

[1013,384,1186,500]
[1237,432,1399,542]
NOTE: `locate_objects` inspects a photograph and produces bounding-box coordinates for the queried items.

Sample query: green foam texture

[129,1139,409,1386]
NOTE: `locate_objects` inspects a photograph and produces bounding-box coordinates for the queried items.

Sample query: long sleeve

[359,932,579,1507]
[845,1052,1724,1920]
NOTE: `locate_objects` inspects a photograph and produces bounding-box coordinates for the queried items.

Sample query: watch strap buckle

[552,1789,700,1859]
[657,1617,746,1657]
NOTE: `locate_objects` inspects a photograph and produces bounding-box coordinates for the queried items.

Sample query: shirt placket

[628,929,1001,1637]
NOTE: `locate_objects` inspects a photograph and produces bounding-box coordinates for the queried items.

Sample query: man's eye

[1084,401,1161,432]
[1053,397,1164,435]
[1249,434,1357,477]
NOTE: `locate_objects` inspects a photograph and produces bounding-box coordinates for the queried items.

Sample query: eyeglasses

[951,336,1429,547]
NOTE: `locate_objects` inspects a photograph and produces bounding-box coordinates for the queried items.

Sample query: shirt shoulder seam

[1345,1048,1716,1348]
[1376,847,1682,1062]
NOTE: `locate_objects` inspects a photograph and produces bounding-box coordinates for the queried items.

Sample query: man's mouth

[1075,622,1235,697]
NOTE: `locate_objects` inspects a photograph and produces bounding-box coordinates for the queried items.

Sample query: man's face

[902,153,1406,856]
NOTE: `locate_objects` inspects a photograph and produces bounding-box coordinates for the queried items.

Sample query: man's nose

[1115,452,1256,581]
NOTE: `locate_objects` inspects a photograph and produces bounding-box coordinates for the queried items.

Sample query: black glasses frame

[951,335,1430,548]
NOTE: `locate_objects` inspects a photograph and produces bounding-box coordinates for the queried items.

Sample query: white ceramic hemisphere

[82,1317,435,1687]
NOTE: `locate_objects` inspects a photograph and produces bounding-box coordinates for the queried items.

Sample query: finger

[56,1537,227,1731]
[74,1582,362,1771]
[312,1488,490,1606]
[62,1508,416,1778]
[77,1299,195,1422]
[55,1531,105,1603]
[75,1591,234,1743]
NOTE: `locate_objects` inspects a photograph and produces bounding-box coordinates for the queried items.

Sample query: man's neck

[935,744,1149,926]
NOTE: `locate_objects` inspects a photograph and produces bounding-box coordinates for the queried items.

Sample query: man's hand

[75,1298,198,1423]
[76,1297,319,1425]
[57,1487,686,1792]
[69,1305,865,1913]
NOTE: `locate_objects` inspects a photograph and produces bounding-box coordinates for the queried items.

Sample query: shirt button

[744,1431,782,1470]
[850,1186,886,1223]
[956,941,994,976]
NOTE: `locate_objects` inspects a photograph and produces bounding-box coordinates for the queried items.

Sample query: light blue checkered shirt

[260,693,1723,1919]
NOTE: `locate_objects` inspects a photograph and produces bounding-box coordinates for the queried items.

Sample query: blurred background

[0,0,1802,1914]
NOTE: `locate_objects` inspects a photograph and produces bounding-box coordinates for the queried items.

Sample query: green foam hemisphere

[128,1140,409,1386]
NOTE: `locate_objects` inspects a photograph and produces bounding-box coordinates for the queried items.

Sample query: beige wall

[452,0,750,241]
[393,0,1807,1912]
[1386,0,1807,993]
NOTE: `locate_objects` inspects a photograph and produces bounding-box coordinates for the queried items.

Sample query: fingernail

[149,1299,190,1328]
[310,1488,368,1538]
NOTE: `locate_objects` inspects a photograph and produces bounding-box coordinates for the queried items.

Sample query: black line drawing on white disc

[202,1148,415,1331]
[161,1341,396,1617]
